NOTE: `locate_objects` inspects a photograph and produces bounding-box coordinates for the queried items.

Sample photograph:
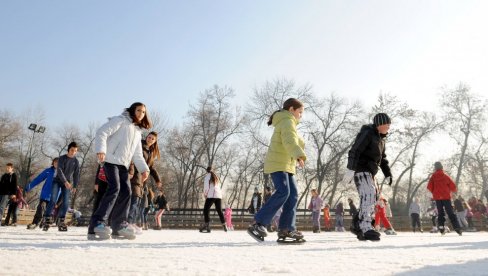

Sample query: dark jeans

[410,213,421,229]
[128,195,141,224]
[89,163,131,232]
[5,201,18,224]
[436,200,461,230]
[203,198,225,224]
[32,199,49,225]
[44,180,70,220]
[92,181,108,214]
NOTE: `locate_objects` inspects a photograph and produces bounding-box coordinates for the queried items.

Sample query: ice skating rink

[1,227,487,275]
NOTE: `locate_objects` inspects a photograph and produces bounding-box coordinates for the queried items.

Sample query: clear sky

[1,1,486,129]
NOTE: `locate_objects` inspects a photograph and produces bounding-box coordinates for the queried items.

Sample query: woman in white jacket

[88,102,151,240]
[199,166,226,233]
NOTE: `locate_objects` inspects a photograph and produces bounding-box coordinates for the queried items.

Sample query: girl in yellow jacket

[247,98,306,242]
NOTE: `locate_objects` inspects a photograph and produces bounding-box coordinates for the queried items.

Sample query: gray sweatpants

[354,172,378,233]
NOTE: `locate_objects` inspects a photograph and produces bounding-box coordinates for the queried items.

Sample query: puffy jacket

[427,170,457,200]
[25,166,56,201]
[347,124,391,177]
[95,111,149,173]
[264,110,306,174]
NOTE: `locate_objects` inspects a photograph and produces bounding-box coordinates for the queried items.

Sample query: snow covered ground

[1,226,487,276]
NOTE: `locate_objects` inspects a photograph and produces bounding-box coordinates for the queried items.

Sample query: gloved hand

[385,176,393,186]
[342,169,355,184]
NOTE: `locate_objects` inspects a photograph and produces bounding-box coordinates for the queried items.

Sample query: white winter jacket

[203,173,222,199]
[95,112,149,173]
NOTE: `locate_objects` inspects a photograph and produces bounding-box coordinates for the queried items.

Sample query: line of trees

[1,80,487,216]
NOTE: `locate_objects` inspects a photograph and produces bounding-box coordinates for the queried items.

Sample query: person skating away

[199,167,226,233]
[88,102,151,240]
[0,163,18,226]
[409,198,423,233]
[247,187,262,215]
[42,142,80,232]
[248,98,306,243]
[323,204,331,231]
[128,131,162,234]
[24,158,59,229]
[4,186,28,226]
[335,201,345,232]
[427,161,462,236]
[344,113,393,241]
[153,190,169,230]
[224,206,234,231]
[453,195,468,230]
[308,189,323,233]
[374,196,396,235]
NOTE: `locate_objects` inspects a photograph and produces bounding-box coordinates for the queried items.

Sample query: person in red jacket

[427,162,462,235]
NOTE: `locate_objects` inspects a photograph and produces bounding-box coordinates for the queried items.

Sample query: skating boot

[87,223,112,240]
[42,219,51,231]
[350,212,361,236]
[357,229,381,241]
[438,226,445,235]
[27,223,38,230]
[384,228,397,235]
[58,220,68,232]
[222,223,228,232]
[199,222,211,233]
[454,228,462,236]
[277,230,306,244]
[112,224,136,240]
[247,223,267,242]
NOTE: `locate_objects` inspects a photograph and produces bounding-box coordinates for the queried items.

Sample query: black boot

[42,218,51,231]
[58,219,68,232]
[199,223,210,233]
[222,223,228,232]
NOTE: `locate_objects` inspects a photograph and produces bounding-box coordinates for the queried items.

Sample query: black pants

[436,200,461,230]
[89,163,131,232]
[32,199,49,225]
[410,213,421,229]
[203,198,225,224]
[4,202,18,224]
[92,181,108,214]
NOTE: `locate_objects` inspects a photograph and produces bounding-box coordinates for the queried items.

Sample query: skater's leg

[277,173,298,231]
[110,165,131,231]
[436,200,446,229]
[128,195,140,224]
[214,199,225,224]
[32,200,47,225]
[444,200,461,230]
[57,185,70,222]
[355,172,377,233]
[203,198,213,223]
[44,181,61,222]
[89,163,122,232]
[255,172,290,226]
[0,195,9,226]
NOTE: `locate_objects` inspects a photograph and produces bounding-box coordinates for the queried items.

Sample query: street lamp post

[25,123,46,186]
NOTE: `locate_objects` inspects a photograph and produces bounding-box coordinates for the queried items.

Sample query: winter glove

[385,176,393,186]
[342,169,355,184]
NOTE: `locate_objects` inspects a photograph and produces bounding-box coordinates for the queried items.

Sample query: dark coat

[347,124,391,177]
[247,192,262,214]
[130,140,161,198]
[0,172,17,196]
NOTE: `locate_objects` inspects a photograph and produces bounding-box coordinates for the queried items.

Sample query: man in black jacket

[343,113,392,241]
[0,163,18,226]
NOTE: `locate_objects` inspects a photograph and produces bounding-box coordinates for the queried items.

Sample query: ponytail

[267,98,304,126]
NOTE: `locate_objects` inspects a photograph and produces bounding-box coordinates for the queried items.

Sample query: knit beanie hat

[434,161,443,171]
[373,113,391,126]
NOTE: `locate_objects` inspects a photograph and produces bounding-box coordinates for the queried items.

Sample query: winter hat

[373,113,391,126]
[434,161,443,171]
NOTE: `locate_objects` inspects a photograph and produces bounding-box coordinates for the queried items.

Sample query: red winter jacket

[427,170,457,200]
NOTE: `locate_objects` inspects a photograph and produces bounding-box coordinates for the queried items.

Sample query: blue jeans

[0,195,9,225]
[89,163,131,232]
[255,172,298,231]
[128,195,141,224]
[44,180,70,220]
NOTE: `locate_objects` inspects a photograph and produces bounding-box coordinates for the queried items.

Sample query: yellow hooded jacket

[264,110,306,174]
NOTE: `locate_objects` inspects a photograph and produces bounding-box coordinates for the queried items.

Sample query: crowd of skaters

[2,100,488,243]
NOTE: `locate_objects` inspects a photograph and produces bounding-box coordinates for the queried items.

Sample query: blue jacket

[25,166,56,201]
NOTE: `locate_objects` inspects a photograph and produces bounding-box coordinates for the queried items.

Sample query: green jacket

[264,110,306,174]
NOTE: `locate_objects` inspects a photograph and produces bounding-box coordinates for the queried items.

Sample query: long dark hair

[206,166,219,185]
[267,98,303,126]
[145,131,161,165]
[126,102,152,129]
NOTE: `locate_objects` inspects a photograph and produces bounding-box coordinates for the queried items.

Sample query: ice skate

[129,224,143,235]
[42,219,51,232]
[438,226,445,235]
[357,229,381,241]
[455,228,462,236]
[247,223,267,242]
[222,223,228,232]
[87,223,112,240]
[27,223,37,230]
[277,230,306,244]
[58,221,68,232]
[199,222,211,233]
[111,226,136,240]
[350,212,361,236]
[384,228,397,235]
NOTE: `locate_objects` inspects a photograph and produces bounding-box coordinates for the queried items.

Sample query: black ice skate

[222,223,228,232]
[438,226,446,235]
[276,230,306,244]
[199,223,211,233]
[455,228,462,236]
[350,212,361,236]
[58,221,68,232]
[357,229,381,241]
[27,223,37,230]
[42,219,51,231]
[247,223,267,242]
